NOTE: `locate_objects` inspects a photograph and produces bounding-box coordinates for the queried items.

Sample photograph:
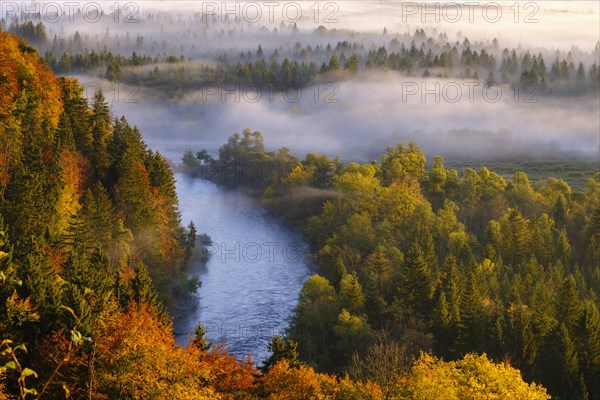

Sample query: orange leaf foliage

[0,32,62,128]
[93,300,220,399]
[198,344,258,397]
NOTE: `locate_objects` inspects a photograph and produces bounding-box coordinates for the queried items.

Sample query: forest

[184,127,600,399]
[0,31,562,400]
[2,2,600,398]
[4,19,599,97]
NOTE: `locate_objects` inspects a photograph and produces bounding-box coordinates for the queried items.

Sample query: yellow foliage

[53,149,83,237]
[261,360,332,399]
[285,164,314,186]
[407,352,550,400]
[261,360,385,400]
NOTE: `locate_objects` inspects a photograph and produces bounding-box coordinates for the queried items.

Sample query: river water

[171,172,311,362]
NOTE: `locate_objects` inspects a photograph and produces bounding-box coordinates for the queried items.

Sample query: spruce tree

[575,302,600,399]
[55,112,75,151]
[401,243,433,317]
[192,323,212,352]
[456,270,484,354]
[344,53,359,73]
[17,236,62,340]
[130,261,159,310]
[553,194,567,227]
[555,275,580,329]
[59,78,92,153]
[184,221,197,263]
[328,55,340,71]
[558,324,581,399]
[88,90,112,180]
[260,335,301,373]
[339,272,365,314]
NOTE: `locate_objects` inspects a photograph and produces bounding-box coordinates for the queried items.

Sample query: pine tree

[260,335,302,373]
[553,194,567,227]
[556,228,572,267]
[0,217,18,331]
[441,255,461,327]
[130,262,159,310]
[17,235,63,341]
[106,117,147,188]
[55,112,75,151]
[456,270,484,354]
[63,183,132,268]
[59,78,92,153]
[400,243,433,317]
[328,55,340,71]
[145,151,177,202]
[555,275,580,330]
[184,221,197,263]
[576,62,586,84]
[558,323,580,399]
[192,322,212,352]
[433,291,452,355]
[115,155,156,232]
[344,53,359,73]
[507,301,537,371]
[339,272,365,314]
[574,302,600,399]
[62,247,112,333]
[88,90,112,180]
[4,131,61,243]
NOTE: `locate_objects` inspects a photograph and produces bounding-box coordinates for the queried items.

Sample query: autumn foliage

[0,33,555,399]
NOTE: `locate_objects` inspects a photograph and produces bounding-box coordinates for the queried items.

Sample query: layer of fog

[9,1,599,55]
[132,1,600,51]
[77,72,599,163]
[38,0,598,164]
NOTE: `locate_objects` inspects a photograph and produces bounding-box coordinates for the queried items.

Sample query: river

[171,172,311,363]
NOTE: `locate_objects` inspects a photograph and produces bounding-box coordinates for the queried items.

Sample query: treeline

[6,19,599,95]
[43,47,184,78]
[187,129,600,399]
[0,32,552,400]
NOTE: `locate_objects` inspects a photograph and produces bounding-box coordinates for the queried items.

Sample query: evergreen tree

[59,78,92,153]
[575,302,600,399]
[192,322,212,352]
[88,90,112,180]
[400,243,433,317]
[433,291,452,354]
[555,323,581,399]
[328,55,340,71]
[344,53,359,73]
[553,194,567,227]
[130,261,159,310]
[555,275,580,330]
[17,236,63,341]
[185,221,197,263]
[55,112,75,151]
[62,247,112,333]
[338,272,365,314]
[456,270,484,354]
[500,208,531,267]
[260,336,302,373]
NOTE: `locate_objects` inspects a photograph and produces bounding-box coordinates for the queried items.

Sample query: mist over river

[170,172,311,362]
